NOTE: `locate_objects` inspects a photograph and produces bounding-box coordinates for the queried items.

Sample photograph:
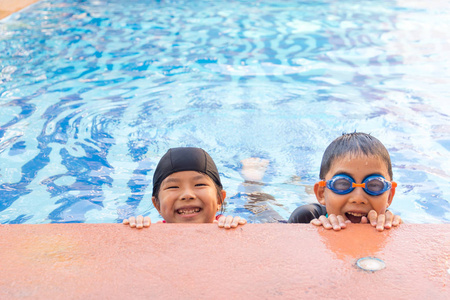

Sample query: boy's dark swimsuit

[288,203,327,223]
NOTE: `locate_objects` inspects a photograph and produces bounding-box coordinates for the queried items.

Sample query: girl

[123,147,246,229]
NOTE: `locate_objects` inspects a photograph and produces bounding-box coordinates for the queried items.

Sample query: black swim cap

[152,147,223,196]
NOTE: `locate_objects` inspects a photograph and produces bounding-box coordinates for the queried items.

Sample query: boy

[288,132,402,231]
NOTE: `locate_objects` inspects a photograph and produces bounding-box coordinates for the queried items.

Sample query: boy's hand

[215,215,247,229]
[311,214,350,231]
[311,211,402,231]
[365,210,402,231]
[123,215,151,229]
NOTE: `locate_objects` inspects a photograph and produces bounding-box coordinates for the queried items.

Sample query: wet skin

[152,171,225,223]
[314,154,395,224]
[124,170,247,228]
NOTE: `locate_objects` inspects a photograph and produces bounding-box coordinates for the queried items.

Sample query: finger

[128,217,136,228]
[318,215,333,230]
[336,215,347,229]
[384,211,393,229]
[231,216,240,228]
[361,216,369,224]
[143,216,151,228]
[376,214,386,231]
[238,218,247,225]
[123,218,130,225]
[136,215,144,229]
[224,215,234,229]
[217,216,226,227]
[328,214,341,231]
[392,215,402,226]
[367,210,378,226]
[310,218,322,226]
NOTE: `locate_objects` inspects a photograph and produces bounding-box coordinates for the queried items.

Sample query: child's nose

[349,187,368,204]
[180,188,195,200]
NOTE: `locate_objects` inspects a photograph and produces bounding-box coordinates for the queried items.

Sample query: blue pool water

[0,0,449,224]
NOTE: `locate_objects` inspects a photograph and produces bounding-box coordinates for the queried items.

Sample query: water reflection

[0,0,449,224]
[318,225,391,262]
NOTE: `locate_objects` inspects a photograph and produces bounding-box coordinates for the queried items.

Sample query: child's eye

[195,183,208,187]
[334,178,351,190]
[166,186,179,189]
[366,180,383,192]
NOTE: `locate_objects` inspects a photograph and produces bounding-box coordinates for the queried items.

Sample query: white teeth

[347,212,366,217]
[177,208,201,214]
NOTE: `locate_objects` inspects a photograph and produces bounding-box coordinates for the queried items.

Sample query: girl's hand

[123,215,151,229]
[215,215,247,229]
[311,214,350,231]
[366,210,402,231]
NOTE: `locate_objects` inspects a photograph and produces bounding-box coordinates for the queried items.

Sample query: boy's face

[314,154,395,223]
[152,171,225,223]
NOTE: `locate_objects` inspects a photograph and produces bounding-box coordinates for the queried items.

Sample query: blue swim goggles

[318,174,397,196]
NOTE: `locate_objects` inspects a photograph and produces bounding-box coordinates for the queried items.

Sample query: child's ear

[152,196,161,213]
[387,185,396,207]
[314,182,326,205]
[218,190,227,209]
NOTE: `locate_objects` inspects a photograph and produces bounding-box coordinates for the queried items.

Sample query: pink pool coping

[0,0,40,19]
[1,223,449,299]
[0,2,449,297]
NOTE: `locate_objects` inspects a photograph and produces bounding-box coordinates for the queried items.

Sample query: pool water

[0,0,449,224]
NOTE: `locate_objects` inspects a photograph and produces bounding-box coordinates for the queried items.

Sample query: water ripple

[0,0,449,224]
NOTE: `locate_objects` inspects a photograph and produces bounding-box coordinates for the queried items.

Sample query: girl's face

[314,154,395,223]
[152,171,225,223]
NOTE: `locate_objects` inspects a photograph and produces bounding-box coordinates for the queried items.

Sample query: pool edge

[0,0,41,20]
[1,223,449,299]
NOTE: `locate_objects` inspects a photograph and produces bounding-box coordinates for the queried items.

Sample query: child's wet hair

[319,132,393,180]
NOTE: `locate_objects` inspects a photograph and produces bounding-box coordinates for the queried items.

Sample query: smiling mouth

[345,212,367,223]
[176,207,201,215]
